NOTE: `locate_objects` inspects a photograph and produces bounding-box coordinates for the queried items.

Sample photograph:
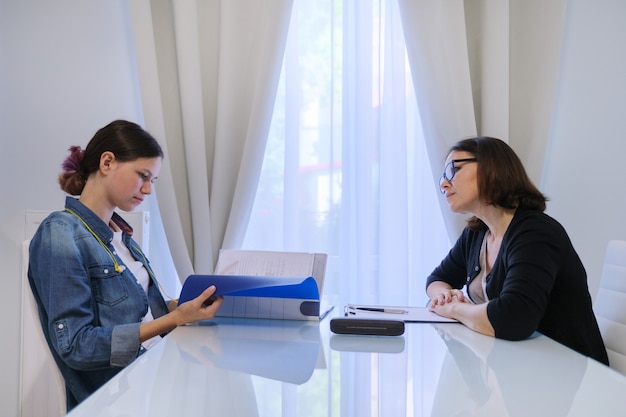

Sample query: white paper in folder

[212,249,329,321]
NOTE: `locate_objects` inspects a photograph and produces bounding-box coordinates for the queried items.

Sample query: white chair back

[20,241,66,417]
[594,240,626,374]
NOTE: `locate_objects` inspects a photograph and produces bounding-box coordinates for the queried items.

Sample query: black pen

[350,306,408,314]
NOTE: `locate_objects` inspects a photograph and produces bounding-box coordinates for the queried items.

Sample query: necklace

[65,207,176,301]
[65,207,124,273]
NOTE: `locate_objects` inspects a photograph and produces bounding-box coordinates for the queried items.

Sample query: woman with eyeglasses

[28,120,224,411]
[427,136,608,365]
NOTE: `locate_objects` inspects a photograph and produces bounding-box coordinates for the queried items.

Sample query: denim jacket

[28,196,170,410]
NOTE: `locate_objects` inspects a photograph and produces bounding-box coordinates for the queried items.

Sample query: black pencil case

[330,318,405,336]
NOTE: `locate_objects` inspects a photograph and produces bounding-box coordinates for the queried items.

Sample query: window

[243,0,449,309]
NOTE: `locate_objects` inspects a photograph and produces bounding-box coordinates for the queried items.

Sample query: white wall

[0,1,170,415]
[469,0,624,300]
[542,0,626,299]
[508,0,567,184]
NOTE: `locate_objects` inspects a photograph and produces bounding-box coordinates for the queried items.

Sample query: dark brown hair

[448,136,547,231]
[59,120,164,196]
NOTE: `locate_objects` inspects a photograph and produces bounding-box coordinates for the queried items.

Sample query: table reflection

[330,334,406,353]
[431,323,588,417]
[173,317,322,384]
[67,316,624,417]
[67,318,322,417]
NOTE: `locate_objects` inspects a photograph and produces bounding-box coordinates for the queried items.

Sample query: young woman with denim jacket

[28,120,224,411]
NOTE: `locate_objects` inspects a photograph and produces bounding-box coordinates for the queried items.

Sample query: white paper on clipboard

[344,304,458,323]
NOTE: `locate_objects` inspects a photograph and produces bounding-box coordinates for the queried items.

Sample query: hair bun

[61,145,85,174]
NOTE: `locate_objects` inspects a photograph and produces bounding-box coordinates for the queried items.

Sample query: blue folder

[177,275,321,319]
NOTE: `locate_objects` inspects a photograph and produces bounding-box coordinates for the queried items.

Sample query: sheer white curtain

[398,0,478,242]
[242,1,476,415]
[129,0,293,282]
[243,0,465,309]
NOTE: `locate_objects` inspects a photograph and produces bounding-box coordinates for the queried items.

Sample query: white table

[67,313,626,416]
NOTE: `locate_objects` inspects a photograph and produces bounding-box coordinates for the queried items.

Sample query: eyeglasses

[439,158,477,194]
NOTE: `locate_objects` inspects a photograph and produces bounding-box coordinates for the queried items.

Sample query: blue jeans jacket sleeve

[111,323,142,366]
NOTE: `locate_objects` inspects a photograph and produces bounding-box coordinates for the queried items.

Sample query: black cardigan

[427,209,609,365]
